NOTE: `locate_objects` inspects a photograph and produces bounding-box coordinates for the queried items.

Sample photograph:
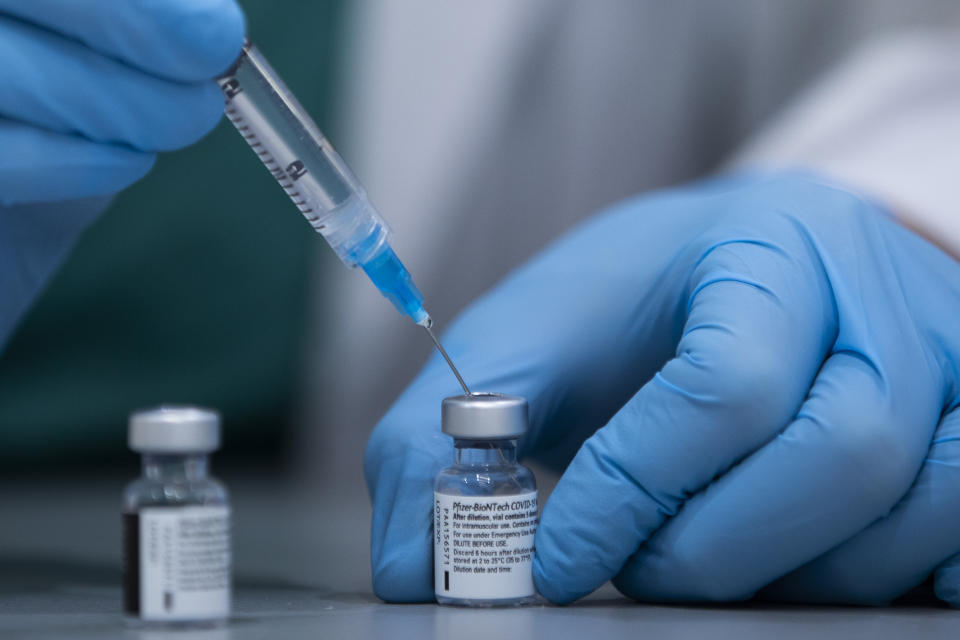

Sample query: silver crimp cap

[441,393,528,440]
[128,405,221,454]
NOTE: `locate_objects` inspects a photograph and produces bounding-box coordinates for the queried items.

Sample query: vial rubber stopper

[128,406,221,454]
[441,393,528,440]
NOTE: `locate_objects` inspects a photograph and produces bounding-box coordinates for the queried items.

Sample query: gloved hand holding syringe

[218,41,470,395]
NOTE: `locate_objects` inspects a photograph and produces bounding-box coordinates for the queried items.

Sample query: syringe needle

[423,321,472,396]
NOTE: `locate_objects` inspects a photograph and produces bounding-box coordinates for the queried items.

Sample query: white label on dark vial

[434,492,538,600]
[139,505,231,621]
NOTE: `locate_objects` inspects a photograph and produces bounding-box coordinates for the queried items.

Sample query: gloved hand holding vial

[365,174,960,606]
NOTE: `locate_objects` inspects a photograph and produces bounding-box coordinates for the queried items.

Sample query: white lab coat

[297,1,960,483]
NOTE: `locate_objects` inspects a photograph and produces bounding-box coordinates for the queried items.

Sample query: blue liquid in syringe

[360,247,429,326]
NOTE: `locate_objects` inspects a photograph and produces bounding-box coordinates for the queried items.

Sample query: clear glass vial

[434,393,538,607]
[123,406,231,626]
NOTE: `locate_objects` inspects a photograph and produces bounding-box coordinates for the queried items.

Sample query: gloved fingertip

[43,149,156,205]
[151,82,226,152]
[144,0,246,82]
[111,150,157,192]
[935,554,960,607]
[532,554,579,605]
[55,149,155,203]
[176,0,247,79]
[73,148,156,197]
[371,554,434,604]
[113,1,248,83]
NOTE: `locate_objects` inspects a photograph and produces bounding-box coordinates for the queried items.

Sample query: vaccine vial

[434,393,538,606]
[122,406,231,625]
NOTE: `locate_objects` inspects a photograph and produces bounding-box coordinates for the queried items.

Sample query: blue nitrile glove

[365,173,960,605]
[0,0,245,345]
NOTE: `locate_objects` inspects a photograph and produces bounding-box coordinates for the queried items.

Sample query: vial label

[133,506,231,621]
[434,491,538,600]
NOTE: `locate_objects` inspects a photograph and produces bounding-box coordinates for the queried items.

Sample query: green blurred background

[0,1,346,470]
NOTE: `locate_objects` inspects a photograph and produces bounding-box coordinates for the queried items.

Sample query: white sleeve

[728,29,960,259]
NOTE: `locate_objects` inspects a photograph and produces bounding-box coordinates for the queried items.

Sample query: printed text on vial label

[139,506,230,620]
[434,492,537,600]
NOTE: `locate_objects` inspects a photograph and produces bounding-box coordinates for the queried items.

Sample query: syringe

[217,41,471,395]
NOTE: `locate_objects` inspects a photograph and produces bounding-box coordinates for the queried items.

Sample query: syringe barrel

[217,42,390,267]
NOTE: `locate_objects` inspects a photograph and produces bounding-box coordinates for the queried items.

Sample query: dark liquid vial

[123,512,140,615]
[123,406,230,625]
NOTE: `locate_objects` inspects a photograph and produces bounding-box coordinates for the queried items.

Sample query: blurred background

[1,0,958,539]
